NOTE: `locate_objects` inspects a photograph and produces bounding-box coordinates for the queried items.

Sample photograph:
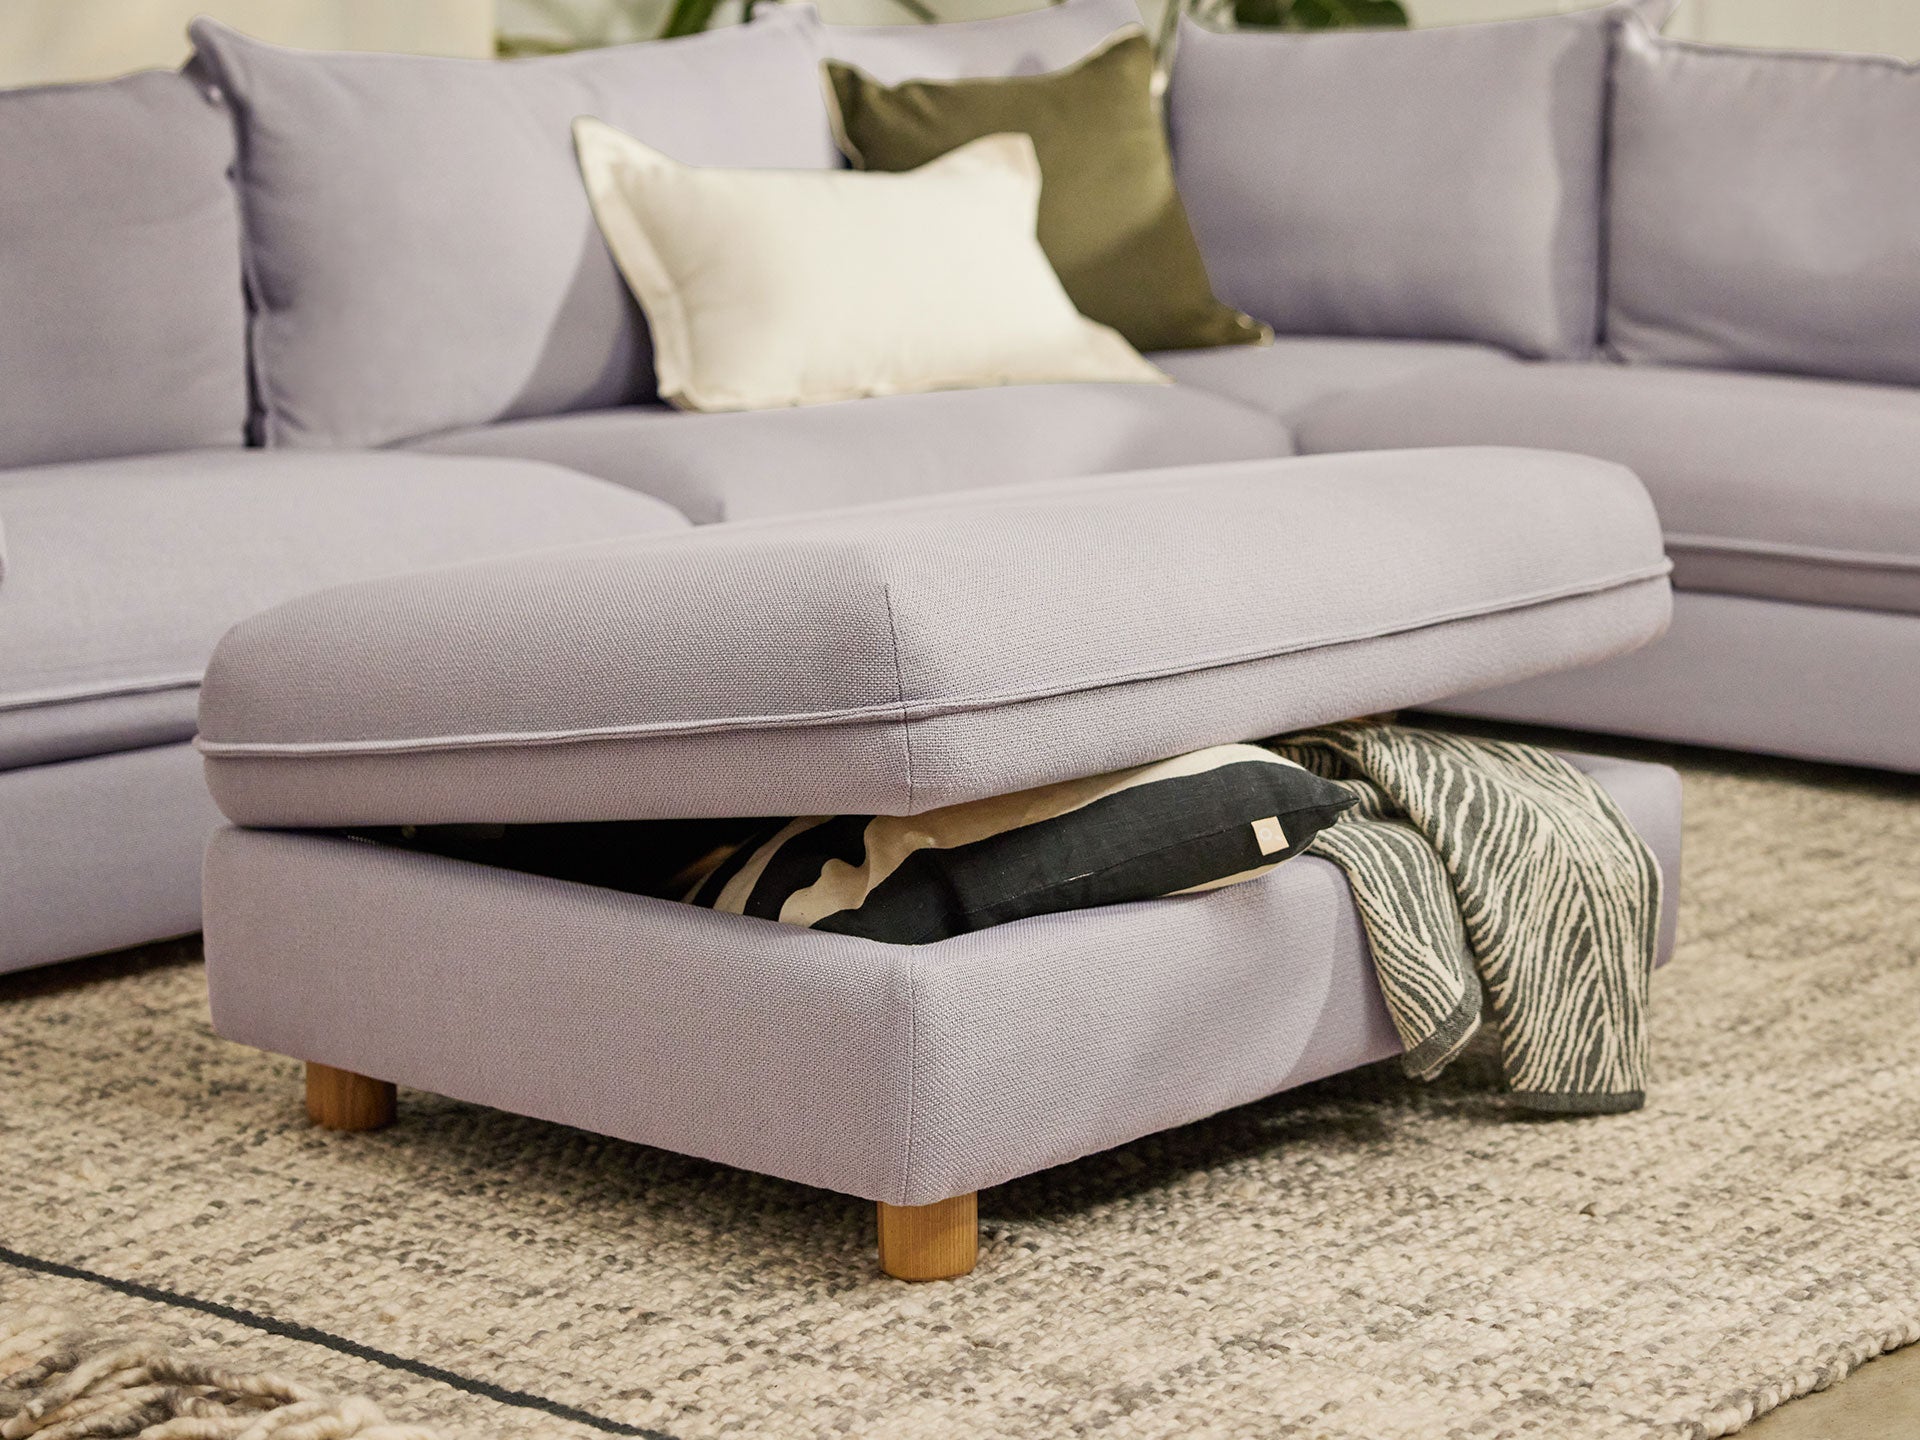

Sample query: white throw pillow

[572,119,1166,412]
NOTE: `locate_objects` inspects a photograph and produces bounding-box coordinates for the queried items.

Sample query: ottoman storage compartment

[199,449,1680,1279]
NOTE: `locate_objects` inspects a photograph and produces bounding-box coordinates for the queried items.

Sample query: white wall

[1411,0,1920,56]
[498,0,1920,55]
[1669,0,1920,56]
[1,0,497,87]
[38,0,1893,75]
[494,0,1094,44]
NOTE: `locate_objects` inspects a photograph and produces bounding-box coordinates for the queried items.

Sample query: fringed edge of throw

[0,1307,439,1439]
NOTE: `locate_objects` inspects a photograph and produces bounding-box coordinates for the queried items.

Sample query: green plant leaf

[496,34,589,56]
[1345,0,1411,24]
[1232,0,1409,28]
[1231,0,1290,26]
[658,0,721,39]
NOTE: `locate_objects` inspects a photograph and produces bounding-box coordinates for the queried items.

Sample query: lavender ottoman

[197,450,1681,1279]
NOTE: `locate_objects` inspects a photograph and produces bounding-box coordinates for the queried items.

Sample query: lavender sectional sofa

[1163,10,1920,771]
[0,0,1912,984]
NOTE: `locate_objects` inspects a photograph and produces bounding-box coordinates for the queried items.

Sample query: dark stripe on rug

[0,1244,674,1439]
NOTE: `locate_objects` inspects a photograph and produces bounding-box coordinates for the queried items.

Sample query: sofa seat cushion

[1431,591,1920,776]
[197,448,1672,828]
[403,383,1295,523]
[0,451,688,771]
[1296,362,1920,616]
[1151,337,1517,422]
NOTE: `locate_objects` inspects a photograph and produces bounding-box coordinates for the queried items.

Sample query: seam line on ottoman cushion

[883,580,917,814]
[194,563,1672,757]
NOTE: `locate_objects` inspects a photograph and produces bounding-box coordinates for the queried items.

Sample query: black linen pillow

[684,743,1353,945]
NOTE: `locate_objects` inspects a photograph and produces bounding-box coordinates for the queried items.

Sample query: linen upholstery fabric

[1608,24,1920,388]
[826,33,1263,354]
[686,745,1355,942]
[815,0,1143,83]
[1293,362,1920,616]
[1431,592,1920,775]
[0,451,688,771]
[1166,3,1661,358]
[404,383,1296,523]
[186,10,836,449]
[1151,337,1516,423]
[0,744,220,976]
[200,752,1679,1205]
[574,124,1162,411]
[196,450,1673,827]
[0,70,247,469]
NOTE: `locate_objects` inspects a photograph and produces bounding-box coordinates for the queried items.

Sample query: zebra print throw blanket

[1266,723,1661,1114]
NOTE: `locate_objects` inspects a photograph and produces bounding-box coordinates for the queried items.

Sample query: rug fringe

[0,1309,438,1439]
[1689,1319,1920,1439]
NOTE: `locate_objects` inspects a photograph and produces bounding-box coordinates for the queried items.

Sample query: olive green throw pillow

[825,30,1268,354]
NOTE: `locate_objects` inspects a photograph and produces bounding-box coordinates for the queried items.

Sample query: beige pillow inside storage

[573,119,1165,412]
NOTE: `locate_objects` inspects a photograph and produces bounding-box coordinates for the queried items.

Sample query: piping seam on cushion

[1663,533,1920,572]
[194,563,1673,759]
[0,673,203,715]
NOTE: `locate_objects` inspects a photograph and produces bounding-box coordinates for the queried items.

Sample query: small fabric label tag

[1252,816,1288,856]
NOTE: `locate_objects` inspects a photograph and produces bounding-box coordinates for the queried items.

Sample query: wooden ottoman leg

[877,1193,978,1281]
[305,1062,396,1131]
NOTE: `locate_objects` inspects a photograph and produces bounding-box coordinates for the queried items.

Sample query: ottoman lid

[197,448,1672,825]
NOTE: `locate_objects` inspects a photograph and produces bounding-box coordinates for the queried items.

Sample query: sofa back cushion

[189,9,836,450]
[816,0,1144,83]
[0,70,248,469]
[1167,3,1661,359]
[1606,21,1920,388]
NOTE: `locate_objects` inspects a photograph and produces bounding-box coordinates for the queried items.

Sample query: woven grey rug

[1,742,1916,1440]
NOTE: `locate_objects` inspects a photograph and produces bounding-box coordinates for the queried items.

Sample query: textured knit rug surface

[0,741,1916,1440]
